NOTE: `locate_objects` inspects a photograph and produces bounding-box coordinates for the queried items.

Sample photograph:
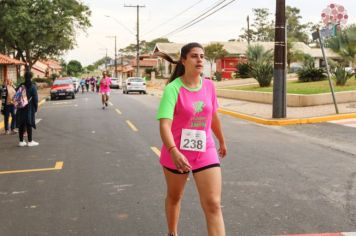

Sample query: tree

[286,38,309,70]
[204,43,228,78]
[286,6,311,43]
[240,6,312,43]
[246,44,274,87]
[327,24,356,68]
[67,60,83,76]
[0,0,91,68]
[246,44,273,65]
[121,38,171,55]
[251,8,275,41]
[144,38,170,53]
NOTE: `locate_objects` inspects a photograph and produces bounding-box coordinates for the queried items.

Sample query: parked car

[122,77,147,94]
[110,77,121,89]
[345,67,355,74]
[50,78,75,100]
[71,77,80,93]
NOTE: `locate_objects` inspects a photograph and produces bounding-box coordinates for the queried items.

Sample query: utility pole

[272,0,286,118]
[107,36,118,78]
[124,4,145,77]
[247,15,250,45]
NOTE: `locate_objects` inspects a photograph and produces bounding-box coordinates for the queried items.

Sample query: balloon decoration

[321,3,348,26]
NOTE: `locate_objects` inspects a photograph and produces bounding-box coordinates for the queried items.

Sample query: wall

[217,89,356,107]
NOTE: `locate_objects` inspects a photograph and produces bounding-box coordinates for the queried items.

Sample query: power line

[160,0,234,38]
[142,0,205,37]
[104,15,136,36]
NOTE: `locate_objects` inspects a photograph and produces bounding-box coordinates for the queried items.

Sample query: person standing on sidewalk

[156,42,227,236]
[1,79,17,135]
[16,70,39,147]
[99,71,111,109]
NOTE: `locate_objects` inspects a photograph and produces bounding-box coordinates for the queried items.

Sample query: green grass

[225,77,356,94]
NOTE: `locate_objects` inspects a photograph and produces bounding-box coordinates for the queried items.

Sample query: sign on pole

[311,3,349,114]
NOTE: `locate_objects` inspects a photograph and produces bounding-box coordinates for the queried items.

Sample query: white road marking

[35,119,42,124]
[150,146,160,157]
[115,109,122,115]
[126,120,138,132]
[329,118,356,128]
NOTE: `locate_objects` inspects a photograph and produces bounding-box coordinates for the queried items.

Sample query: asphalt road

[0,89,355,236]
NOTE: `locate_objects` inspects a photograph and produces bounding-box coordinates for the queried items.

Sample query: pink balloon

[338,14,343,20]
[332,9,338,15]
[338,6,344,12]
[344,15,348,19]
[330,4,335,8]
[321,13,326,17]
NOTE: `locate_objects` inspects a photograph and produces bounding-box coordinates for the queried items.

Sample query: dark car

[50,78,75,100]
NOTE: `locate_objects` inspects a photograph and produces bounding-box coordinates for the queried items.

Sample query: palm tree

[246,44,274,87]
[287,38,309,70]
[327,24,356,68]
[246,44,273,65]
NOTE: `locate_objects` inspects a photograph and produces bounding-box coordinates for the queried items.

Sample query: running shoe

[18,141,27,147]
[27,141,39,147]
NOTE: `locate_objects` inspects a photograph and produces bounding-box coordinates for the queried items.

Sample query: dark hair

[155,42,203,84]
[24,70,33,89]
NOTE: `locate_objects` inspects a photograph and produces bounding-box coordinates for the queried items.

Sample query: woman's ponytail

[155,42,203,84]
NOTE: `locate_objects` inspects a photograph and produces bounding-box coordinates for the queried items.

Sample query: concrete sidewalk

[147,80,356,125]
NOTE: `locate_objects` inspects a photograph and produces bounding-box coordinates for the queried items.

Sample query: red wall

[216,57,239,79]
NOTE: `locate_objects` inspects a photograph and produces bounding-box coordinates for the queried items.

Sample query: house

[153,43,212,78]
[0,53,25,84]
[31,59,62,78]
[43,59,62,76]
[153,41,342,79]
[31,61,48,78]
[130,57,159,77]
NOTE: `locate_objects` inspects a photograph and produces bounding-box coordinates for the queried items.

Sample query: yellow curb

[0,98,47,131]
[218,108,356,126]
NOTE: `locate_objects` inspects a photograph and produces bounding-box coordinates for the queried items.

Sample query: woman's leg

[10,106,16,131]
[193,167,225,236]
[18,124,25,142]
[4,106,10,132]
[101,94,105,106]
[163,168,189,236]
[26,125,33,142]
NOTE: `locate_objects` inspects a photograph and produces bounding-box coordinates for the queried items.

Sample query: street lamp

[99,48,108,70]
[107,35,117,78]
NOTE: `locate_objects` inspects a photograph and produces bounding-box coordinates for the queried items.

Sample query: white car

[110,77,121,89]
[122,77,147,94]
[71,77,80,93]
[345,67,355,74]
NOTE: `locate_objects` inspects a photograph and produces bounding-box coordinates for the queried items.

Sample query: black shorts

[164,163,220,175]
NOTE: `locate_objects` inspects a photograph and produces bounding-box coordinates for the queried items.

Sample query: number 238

[182,139,203,150]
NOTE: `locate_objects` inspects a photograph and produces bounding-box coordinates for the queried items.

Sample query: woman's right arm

[160,118,191,172]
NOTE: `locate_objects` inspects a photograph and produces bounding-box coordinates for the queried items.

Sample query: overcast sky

[64,0,356,66]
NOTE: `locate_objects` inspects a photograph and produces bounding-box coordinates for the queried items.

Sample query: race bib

[180,129,206,152]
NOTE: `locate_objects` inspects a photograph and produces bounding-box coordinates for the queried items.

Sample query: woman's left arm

[211,112,227,158]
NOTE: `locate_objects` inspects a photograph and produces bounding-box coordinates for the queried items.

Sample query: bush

[297,65,326,82]
[33,77,53,86]
[333,66,353,86]
[236,63,250,78]
[214,71,222,81]
[250,62,273,87]
[50,73,59,81]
